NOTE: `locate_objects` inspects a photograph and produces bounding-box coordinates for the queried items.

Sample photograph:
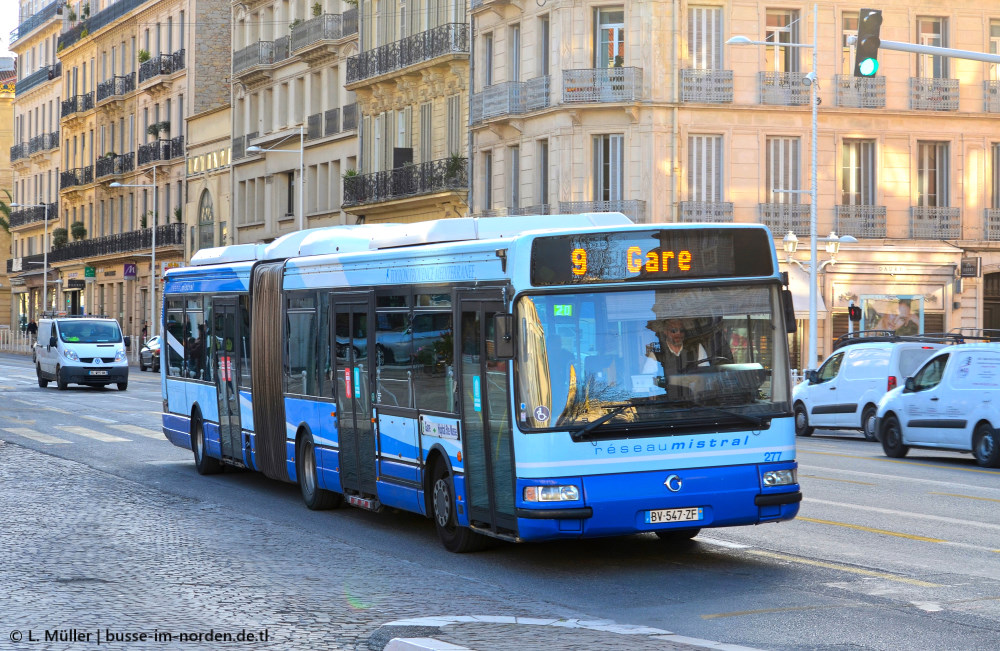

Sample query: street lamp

[728,3,823,368]
[247,124,305,231]
[110,167,158,338]
[11,202,53,317]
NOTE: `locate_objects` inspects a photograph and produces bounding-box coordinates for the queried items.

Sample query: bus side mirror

[781,288,797,334]
[493,313,515,360]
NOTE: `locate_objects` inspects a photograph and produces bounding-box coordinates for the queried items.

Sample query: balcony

[232,40,289,83]
[61,93,95,119]
[471,76,550,124]
[49,224,184,265]
[9,203,58,229]
[347,23,469,85]
[15,63,61,97]
[139,50,185,86]
[680,69,733,103]
[310,104,359,140]
[985,81,1000,113]
[563,68,642,104]
[834,75,886,108]
[344,156,467,207]
[291,10,358,61]
[307,113,322,140]
[985,209,1000,240]
[232,135,246,160]
[10,1,62,45]
[97,73,136,103]
[559,200,647,224]
[678,201,734,223]
[10,143,27,162]
[26,130,59,156]
[343,103,358,130]
[95,152,135,179]
[911,206,960,238]
[759,72,810,106]
[835,205,887,238]
[138,136,184,166]
[758,203,810,235]
[60,166,94,190]
[58,0,155,51]
[910,78,959,111]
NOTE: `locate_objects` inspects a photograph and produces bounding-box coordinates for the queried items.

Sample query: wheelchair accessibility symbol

[533,405,550,422]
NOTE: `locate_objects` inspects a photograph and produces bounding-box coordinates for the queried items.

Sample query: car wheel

[654,528,701,542]
[56,366,67,391]
[192,419,223,475]
[297,432,342,510]
[153,358,160,373]
[431,460,489,553]
[794,403,814,437]
[139,358,146,371]
[861,405,878,441]
[880,415,909,458]
[972,422,1000,468]
[117,382,128,391]
[36,364,48,388]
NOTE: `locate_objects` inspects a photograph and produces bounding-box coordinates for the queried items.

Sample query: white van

[876,344,1000,467]
[34,316,130,391]
[793,341,944,440]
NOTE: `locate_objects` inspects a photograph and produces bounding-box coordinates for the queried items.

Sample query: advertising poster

[860,295,924,335]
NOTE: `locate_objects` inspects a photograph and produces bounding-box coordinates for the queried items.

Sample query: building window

[841,13,858,75]
[688,6,722,70]
[765,10,799,73]
[484,33,494,86]
[990,20,1000,81]
[595,8,625,68]
[446,95,461,157]
[916,17,947,79]
[509,23,521,82]
[842,139,876,205]
[419,102,432,163]
[537,139,549,207]
[287,172,296,216]
[198,190,214,252]
[766,136,800,204]
[687,134,723,202]
[917,141,949,207]
[508,145,520,209]
[593,134,624,202]
[483,151,493,212]
[539,16,550,77]
[992,144,1000,210]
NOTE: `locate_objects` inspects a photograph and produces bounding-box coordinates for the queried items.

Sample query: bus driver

[642,318,708,376]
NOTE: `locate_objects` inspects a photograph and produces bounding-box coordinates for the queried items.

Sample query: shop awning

[786,264,827,318]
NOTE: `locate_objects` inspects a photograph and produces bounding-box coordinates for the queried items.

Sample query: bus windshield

[515,285,791,432]
[58,320,123,344]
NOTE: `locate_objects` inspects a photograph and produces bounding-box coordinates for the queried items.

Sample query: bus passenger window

[412,312,454,412]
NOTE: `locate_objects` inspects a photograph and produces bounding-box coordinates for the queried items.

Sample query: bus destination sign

[530,228,773,286]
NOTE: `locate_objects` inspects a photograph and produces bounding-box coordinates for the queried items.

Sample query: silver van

[34,316,130,391]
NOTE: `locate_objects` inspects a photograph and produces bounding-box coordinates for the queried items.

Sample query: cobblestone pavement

[0,441,724,651]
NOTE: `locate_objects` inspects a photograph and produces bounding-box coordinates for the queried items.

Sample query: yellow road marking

[701,605,841,620]
[55,425,130,442]
[797,516,947,543]
[1,427,70,444]
[803,450,1000,475]
[746,549,940,587]
[800,474,874,486]
[110,424,163,439]
[929,492,1000,504]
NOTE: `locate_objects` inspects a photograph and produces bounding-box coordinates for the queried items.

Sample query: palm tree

[0,189,11,233]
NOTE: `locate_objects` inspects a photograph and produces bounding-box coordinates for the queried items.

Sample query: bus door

[457,293,516,534]
[331,292,376,497]
[212,297,243,463]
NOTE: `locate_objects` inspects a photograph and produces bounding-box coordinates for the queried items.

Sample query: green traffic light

[858,58,878,76]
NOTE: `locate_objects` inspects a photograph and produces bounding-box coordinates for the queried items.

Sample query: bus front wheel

[192,420,223,475]
[431,461,488,553]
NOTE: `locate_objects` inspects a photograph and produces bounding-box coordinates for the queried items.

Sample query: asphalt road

[2,352,998,650]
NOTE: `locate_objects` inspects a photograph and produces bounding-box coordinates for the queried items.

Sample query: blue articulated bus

[160,214,801,552]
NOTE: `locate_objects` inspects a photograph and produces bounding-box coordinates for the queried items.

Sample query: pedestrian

[141,321,148,341]
[26,319,38,343]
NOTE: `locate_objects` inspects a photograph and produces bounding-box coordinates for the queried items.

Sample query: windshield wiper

[569,396,696,440]
[688,405,766,428]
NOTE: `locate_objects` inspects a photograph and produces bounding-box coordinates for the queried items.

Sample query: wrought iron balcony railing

[28,130,60,155]
[563,68,642,103]
[343,157,467,206]
[58,0,155,51]
[10,143,28,161]
[139,50,185,84]
[307,113,323,140]
[95,152,135,179]
[324,108,340,136]
[347,23,469,85]
[291,11,357,52]
[233,41,275,75]
[232,135,246,160]
[680,69,733,103]
[759,72,810,106]
[758,203,810,235]
[9,203,58,229]
[985,81,1000,113]
[471,76,550,123]
[342,103,358,130]
[678,201,734,222]
[60,166,94,189]
[46,223,185,265]
[910,77,959,111]
[985,209,1000,240]
[273,36,292,65]
[16,63,61,97]
[911,206,960,238]
[97,73,136,102]
[559,200,647,224]
[137,136,184,166]
[835,205,887,238]
[834,75,886,108]
[61,93,95,118]
[10,1,62,45]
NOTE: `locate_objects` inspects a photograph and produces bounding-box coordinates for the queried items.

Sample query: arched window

[197,190,214,252]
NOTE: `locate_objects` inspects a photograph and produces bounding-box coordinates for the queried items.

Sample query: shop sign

[67,279,86,290]
[84,266,96,278]
[960,257,982,278]
[124,263,137,278]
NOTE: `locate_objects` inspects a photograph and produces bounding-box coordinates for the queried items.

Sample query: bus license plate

[89,370,109,376]
[645,507,703,524]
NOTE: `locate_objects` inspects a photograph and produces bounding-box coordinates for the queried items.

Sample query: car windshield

[58,320,123,344]
[515,285,791,431]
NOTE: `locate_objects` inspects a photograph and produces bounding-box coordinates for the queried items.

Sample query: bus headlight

[62,348,79,361]
[762,469,797,487]
[114,348,127,362]
[523,485,580,502]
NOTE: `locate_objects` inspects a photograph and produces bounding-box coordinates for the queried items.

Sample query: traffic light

[853,9,883,77]
[848,305,862,322]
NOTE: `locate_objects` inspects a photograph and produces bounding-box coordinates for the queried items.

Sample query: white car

[793,340,944,440]
[35,316,130,391]
[876,343,1000,467]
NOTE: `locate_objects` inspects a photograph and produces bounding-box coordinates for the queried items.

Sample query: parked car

[793,340,945,440]
[139,336,161,372]
[876,344,1000,467]
[34,316,129,391]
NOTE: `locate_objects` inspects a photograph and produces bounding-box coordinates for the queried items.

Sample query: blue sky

[2,3,20,59]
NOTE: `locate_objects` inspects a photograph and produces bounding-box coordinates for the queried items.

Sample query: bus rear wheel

[297,432,342,509]
[431,461,488,553]
[192,420,223,475]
